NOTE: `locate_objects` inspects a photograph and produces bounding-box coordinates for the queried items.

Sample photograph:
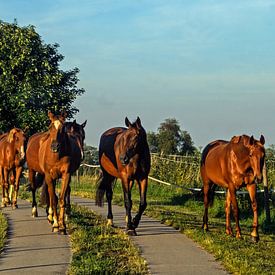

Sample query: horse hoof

[12,205,18,210]
[59,229,67,235]
[251,236,259,243]
[32,212,38,218]
[52,227,59,233]
[127,229,137,236]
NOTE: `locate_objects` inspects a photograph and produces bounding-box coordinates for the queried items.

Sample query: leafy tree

[147,131,158,153]
[157,118,181,155]
[0,20,84,134]
[147,118,196,155]
[179,130,196,155]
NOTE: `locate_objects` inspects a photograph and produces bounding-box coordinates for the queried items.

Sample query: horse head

[242,135,265,183]
[48,111,67,153]
[119,117,146,165]
[64,119,87,159]
[7,128,26,160]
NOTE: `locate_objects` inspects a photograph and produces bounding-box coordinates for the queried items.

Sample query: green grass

[68,205,148,275]
[71,175,275,275]
[0,211,8,253]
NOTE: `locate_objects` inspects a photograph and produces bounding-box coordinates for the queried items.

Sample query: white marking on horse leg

[107,219,114,226]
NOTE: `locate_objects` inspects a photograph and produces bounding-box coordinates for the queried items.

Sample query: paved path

[71,196,228,275]
[0,199,71,274]
[0,196,228,275]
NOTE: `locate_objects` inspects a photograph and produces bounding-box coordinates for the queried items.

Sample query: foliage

[68,205,148,275]
[0,20,84,134]
[147,118,197,156]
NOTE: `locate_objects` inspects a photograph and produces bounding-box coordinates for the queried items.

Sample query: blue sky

[1,0,275,148]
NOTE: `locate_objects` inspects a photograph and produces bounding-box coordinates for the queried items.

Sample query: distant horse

[200,135,265,242]
[26,111,86,234]
[96,117,150,236]
[0,128,26,209]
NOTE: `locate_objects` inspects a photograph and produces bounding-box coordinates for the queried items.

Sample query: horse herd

[0,111,266,242]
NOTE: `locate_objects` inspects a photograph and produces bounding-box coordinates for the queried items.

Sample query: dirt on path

[0,198,71,274]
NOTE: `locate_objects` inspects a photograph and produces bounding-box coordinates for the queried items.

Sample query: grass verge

[68,205,148,274]
[0,211,8,253]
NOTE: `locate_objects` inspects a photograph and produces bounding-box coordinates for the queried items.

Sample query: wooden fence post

[263,161,271,224]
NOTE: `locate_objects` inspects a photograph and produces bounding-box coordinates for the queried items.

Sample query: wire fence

[77,154,275,194]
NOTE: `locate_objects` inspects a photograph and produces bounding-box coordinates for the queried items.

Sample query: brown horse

[200,135,265,242]
[26,111,85,234]
[27,118,86,221]
[96,117,150,235]
[0,128,26,209]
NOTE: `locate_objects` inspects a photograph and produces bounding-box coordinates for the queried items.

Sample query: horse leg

[58,173,71,234]
[28,169,38,217]
[12,166,23,209]
[9,169,17,209]
[65,185,71,222]
[202,180,213,231]
[133,178,148,229]
[0,167,6,207]
[105,175,115,227]
[229,187,241,239]
[45,175,59,232]
[122,178,136,235]
[247,183,259,242]
[225,189,233,236]
[3,168,10,206]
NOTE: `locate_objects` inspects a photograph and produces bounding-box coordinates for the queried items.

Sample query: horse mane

[201,140,227,166]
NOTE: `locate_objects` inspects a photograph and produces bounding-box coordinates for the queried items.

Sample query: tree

[147,131,158,153]
[157,118,181,155]
[0,20,84,134]
[147,118,196,155]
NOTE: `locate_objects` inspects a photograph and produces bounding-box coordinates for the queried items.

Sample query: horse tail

[40,182,48,206]
[95,172,115,207]
[208,184,217,207]
[95,172,106,207]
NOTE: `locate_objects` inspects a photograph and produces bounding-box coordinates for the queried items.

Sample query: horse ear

[60,111,67,122]
[82,120,87,128]
[249,135,254,145]
[125,117,132,128]
[136,117,141,128]
[48,111,54,121]
[8,129,17,143]
[231,136,241,144]
[73,119,76,124]
[260,135,265,145]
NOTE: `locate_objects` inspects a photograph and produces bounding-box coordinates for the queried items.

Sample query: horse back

[200,140,231,187]
[99,127,126,170]
[26,132,48,174]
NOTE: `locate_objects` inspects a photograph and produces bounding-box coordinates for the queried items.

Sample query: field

[71,172,275,275]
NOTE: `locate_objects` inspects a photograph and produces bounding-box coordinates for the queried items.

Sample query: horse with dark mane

[200,134,265,242]
[0,128,26,209]
[96,117,150,236]
[26,111,86,234]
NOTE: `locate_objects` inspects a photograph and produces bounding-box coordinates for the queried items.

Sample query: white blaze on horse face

[54,120,62,130]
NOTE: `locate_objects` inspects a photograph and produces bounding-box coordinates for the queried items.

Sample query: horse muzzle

[119,154,129,165]
[51,141,60,153]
